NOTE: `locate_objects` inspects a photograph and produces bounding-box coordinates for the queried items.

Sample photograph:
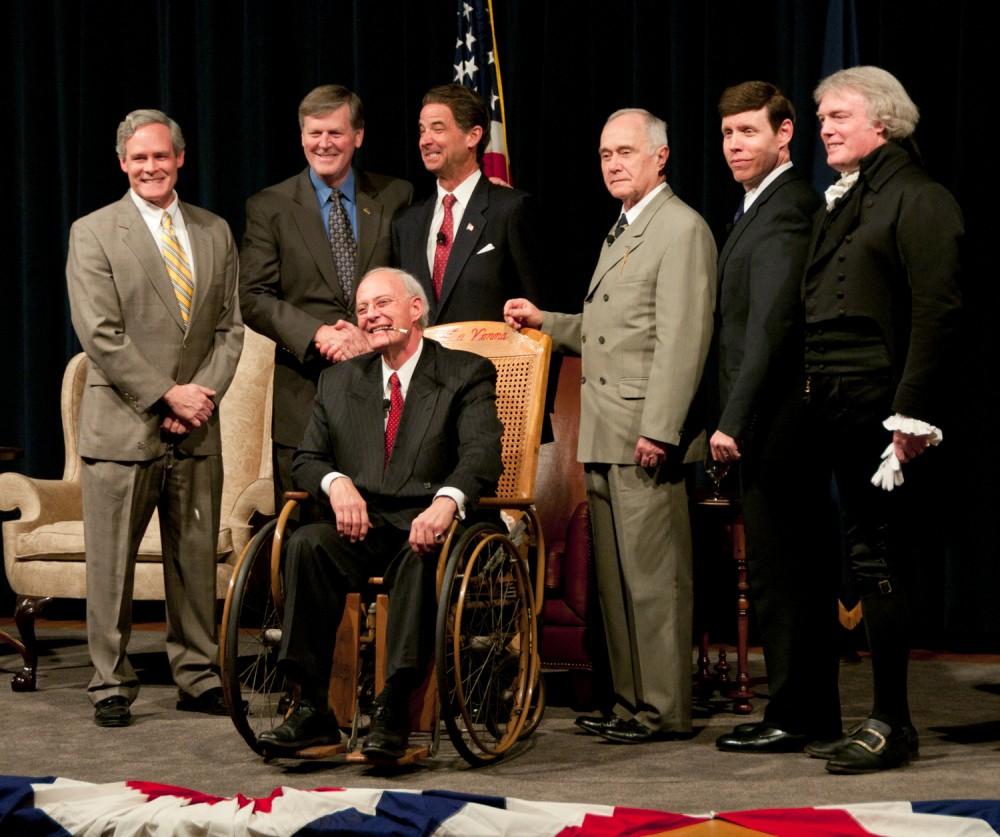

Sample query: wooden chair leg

[329,593,362,724]
[725,517,754,714]
[9,595,51,692]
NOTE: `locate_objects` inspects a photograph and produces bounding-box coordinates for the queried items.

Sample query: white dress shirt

[425,169,483,274]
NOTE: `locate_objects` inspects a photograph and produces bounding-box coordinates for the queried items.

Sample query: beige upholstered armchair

[0,328,275,691]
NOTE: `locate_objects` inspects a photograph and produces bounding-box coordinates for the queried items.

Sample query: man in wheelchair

[258,267,504,759]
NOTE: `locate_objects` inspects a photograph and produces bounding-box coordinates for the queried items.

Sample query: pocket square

[475,243,496,255]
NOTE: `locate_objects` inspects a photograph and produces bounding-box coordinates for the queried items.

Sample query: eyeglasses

[355,295,399,318]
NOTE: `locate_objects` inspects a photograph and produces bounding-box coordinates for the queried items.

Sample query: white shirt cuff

[320,471,348,495]
[434,487,467,520]
[882,414,943,443]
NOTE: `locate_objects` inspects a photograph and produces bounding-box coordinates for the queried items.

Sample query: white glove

[869,414,943,492]
[871,443,904,491]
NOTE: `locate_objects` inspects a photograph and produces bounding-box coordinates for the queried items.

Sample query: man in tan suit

[67,109,243,727]
[505,108,716,742]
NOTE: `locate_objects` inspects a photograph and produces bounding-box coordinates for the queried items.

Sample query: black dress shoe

[594,717,683,744]
[575,714,617,735]
[807,721,919,761]
[94,695,132,728]
[176,686,232,715]
[716,724,808,753]
[362,701,409,760]
[257,700,341,756]
[825,718,918,774]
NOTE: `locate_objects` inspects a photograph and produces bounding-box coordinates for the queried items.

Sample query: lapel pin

[362,207,371,215]
[466,222,475,231]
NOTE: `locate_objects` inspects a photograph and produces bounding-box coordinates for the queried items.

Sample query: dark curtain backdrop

[3,1,994,645]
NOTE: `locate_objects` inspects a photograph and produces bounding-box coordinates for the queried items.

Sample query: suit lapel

[349,355,390,491]
[382,341,440,493]
[586,187,671,299]
[409,193,437,306]
[436,176,488,318]
[718,168,798,273]
[117,195,185,332]
[289,170,345,305]
[180,202,214,326]
[808,178,862,269]
[355,170,383,278]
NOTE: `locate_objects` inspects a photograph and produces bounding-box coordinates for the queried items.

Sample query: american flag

[453,0,511,184]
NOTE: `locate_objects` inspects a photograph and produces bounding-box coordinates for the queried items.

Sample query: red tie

[384,372,404,468]
[432,193,457,300]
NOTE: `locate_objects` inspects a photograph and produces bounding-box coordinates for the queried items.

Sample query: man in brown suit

[67,109,243,727]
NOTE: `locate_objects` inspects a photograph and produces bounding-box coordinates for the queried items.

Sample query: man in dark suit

[66,110,243,727]
[799,67,962,774]
[257,267,503,760]
[239,85,413,506]
[392,84,542,323]
[706,83,837,754]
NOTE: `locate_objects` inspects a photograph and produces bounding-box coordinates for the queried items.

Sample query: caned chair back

[423,322,551,506]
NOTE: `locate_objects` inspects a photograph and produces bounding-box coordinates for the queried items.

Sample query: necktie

[328,188,357,300]
[610,212,628,245]
[384,372,404,468]
[733,195,746,224]
[160,211,194,326]
[432,194,457,300]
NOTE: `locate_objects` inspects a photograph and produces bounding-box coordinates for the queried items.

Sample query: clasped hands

[160,383,216,435]
[329,476,458,553]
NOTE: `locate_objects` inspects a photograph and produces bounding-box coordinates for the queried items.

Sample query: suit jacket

[714,168,820,439]
[544,185,717,465]
[67,193,243,461]
[293,339,504,530]
[391,175,543,324]
[803,142,963,424]
[239,168,414,446]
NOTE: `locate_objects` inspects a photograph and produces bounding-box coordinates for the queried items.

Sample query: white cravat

[824,170,860,210]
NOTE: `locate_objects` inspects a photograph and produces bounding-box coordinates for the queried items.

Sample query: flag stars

[465,31,477,51]
[463,2,472,19]
[488,50,494,65]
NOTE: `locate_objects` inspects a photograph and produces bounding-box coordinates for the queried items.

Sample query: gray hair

[814,66,920,140]
[116,109,185,159]
[605,107,669,151]
[358,267,429,329]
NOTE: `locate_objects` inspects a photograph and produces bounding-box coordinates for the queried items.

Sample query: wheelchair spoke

[439,530,535,761]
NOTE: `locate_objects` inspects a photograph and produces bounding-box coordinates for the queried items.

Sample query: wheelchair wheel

[220,519,291,754]
[435,522,538,765]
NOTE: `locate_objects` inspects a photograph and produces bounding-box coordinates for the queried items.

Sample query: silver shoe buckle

[852,727,887,754]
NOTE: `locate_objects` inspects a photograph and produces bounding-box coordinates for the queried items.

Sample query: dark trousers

[740,385,842,738]
[277,520,438,703]
[801,372,912,727]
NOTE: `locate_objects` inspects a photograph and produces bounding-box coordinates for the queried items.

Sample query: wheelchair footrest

[345,744,430,765]
[294,741,349,759]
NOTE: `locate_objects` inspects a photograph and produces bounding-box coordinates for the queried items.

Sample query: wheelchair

[219,322,551,766]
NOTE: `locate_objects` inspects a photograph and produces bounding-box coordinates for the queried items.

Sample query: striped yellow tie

[160,211,194,326]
